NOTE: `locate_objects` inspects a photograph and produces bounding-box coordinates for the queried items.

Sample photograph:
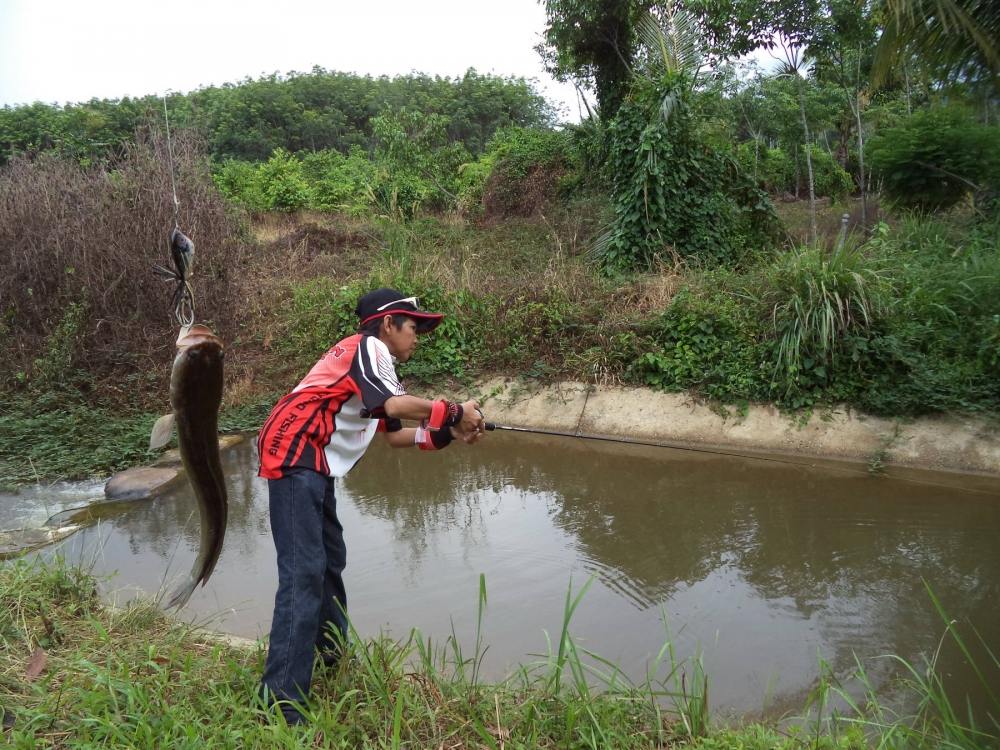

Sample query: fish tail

[166,576,199,609]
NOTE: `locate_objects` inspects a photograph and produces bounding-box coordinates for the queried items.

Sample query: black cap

[356,288,444,334]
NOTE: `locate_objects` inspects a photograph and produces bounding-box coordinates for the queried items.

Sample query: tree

[537,0,656,119]
[596,8,779,271]
[873,0,1000,95]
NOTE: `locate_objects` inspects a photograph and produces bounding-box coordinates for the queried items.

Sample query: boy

[257,288,484,723]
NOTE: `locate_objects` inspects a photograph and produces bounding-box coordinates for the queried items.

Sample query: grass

[2,560,997,749]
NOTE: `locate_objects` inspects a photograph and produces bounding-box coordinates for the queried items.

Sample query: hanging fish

[150,228,228,608]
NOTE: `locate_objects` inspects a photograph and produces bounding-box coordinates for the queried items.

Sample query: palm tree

[873,0,1000,91]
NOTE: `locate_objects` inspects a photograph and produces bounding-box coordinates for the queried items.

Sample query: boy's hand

[458,399,484,434]
[451,425,484,444]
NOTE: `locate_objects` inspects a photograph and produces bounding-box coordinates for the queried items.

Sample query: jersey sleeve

[352,335,406,417]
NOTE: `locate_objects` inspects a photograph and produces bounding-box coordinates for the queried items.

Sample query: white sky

[0,0,584,120]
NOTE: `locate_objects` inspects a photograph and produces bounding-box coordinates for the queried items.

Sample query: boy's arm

[383,395,483,433]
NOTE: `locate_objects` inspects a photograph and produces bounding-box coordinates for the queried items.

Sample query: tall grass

[765,240,889,384]
[3,559,998,748]
[813,582,1000,749]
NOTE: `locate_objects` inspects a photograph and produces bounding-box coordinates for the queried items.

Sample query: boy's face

[381,316,419,361]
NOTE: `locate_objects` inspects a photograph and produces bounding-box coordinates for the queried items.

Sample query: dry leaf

[25,647,46,681]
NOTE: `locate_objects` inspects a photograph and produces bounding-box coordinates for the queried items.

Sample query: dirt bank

[474,378,1000,481]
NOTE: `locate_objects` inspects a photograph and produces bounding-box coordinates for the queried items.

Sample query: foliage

[0,392,158,485]
[273,273,478,385]
[853,218,1000,414]
[256,148,312,212]
[804,145,854,200]
[866,106,1000,212]
[763,242,890,399]
[737,143,852,199]
[474,127,581,218]
[873,0,1000,93]
[300,147,378,215]
[537,0,653,118]
[599,70,779,271]
[0,68,555,166]
[637,288,769,402]
[0,131,248,393]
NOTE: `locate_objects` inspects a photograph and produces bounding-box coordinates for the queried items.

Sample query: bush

[637,288,769,402]
[854,219,1000,414]
[599,72,779,271]
[472,127,581,219]
[274,276,480,384]
[0,129,248,395]
[213,159,267,212]
[867,106,1000,212]
[737,144,852,200]
[762,242,890,404]
[257,148,312,212]
[806,146,853,201]
[301,147,377,215]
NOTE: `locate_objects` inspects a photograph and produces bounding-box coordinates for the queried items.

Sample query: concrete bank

[473,378,1000,480]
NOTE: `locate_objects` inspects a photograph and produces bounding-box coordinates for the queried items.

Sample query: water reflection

[43,432,1000,717]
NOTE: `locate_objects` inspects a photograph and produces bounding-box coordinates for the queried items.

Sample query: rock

[153,433,246,468]
[104,466,180,501]
[0,526,82,559]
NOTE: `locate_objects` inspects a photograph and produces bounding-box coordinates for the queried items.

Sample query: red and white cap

[355,288,444,333]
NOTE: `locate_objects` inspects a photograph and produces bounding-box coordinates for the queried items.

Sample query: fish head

[169,227,195,280]
[176,324,223,351]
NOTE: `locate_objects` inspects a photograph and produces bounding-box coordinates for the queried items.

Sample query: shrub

[854,219,1000,414]
[737,143,795,195]
[763,242,890,399]
[213,159,267,211]
[0,129,248,396]
[301,147,377,215]
[275,276,480,384]
[476,127,580,219]
[637,288,769,401]
[257,148,312,212]
[599,72,779,271]
[867,106,1000,212]
[806,145,853,201]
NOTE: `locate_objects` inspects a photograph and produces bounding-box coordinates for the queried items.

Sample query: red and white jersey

[257,334,405,479]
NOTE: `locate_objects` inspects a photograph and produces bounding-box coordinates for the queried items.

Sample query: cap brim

[360,309,444,333]
[409,312,444,333]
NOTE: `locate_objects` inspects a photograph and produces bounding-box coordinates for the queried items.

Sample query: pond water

[27,433,1000,719]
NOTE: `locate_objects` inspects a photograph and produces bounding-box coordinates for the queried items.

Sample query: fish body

[153,324,228,608]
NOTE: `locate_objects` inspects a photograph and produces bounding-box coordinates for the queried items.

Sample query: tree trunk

[854,92,867,228]
[798,82,818,245]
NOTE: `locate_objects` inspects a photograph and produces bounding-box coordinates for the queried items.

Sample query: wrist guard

[428,399,464,430]
[414,424,454,451]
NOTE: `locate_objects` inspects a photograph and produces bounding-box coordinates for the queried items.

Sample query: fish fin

[149,413,176,450]
[165,576,198,610]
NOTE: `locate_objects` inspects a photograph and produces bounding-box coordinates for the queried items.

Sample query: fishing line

[162,96,181,229]
[483,423,1000,497]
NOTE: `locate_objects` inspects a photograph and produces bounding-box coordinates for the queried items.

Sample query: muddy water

[43,433,1000,718]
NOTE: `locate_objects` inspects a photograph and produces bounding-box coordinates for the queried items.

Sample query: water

[28,433,1000,718]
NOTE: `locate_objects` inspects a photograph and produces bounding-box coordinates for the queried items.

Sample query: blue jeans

[260,468,348,721]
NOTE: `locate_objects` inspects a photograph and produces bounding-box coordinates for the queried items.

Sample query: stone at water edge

[104,466,180,501]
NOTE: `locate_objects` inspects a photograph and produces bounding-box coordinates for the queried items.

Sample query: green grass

[2,560,997,749]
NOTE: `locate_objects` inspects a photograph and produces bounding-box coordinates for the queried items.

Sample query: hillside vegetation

[1,4,998,489]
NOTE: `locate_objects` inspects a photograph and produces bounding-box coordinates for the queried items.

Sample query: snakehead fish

[150,324,228,608]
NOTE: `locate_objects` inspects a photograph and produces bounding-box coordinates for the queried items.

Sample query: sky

[0,0,584,119]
